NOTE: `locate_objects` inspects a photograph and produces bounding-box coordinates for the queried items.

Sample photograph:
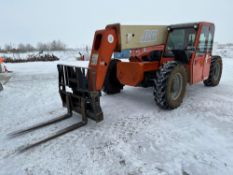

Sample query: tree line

[0,40,66,53]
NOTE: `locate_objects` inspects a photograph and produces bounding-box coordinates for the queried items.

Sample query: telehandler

[10,22,222,151]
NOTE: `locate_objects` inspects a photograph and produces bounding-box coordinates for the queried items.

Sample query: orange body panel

[88,29,118,91]
[130,45,165,61]
[117,62,159,86]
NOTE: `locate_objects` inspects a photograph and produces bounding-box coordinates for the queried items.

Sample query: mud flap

[57,64,103,122]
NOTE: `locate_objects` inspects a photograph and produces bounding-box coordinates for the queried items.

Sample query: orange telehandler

[10,22,222,151]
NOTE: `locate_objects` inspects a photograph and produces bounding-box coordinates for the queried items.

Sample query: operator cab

[164,22,215,65]
[163,22,215,84]
[164,23,198,63]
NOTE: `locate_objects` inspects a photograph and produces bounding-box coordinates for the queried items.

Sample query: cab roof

[168,22,214,29]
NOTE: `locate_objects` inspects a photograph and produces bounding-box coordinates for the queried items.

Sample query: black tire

[154,61,187,109]
[103,59,124,94]
[204,56,222,87]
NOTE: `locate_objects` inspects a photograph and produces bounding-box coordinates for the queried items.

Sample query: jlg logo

[141,30,158,43]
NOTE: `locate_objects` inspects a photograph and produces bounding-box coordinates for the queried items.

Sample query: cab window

[164,28,196,57]
[197,26,209,53]
[207,26,214,53]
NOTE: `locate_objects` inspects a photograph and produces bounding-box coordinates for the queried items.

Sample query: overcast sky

[0,0,232,48]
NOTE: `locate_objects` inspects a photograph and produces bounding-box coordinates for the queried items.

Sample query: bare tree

[37,42,49,51]
[25,44,35,52]
[49,40,66,51]
[2,40,67,53]
[4,44,13,52]
[18,43,26,52]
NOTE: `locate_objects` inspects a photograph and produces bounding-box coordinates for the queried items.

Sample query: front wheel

[204,56,222,87]
[103,59,124,94]
[154,61,187,109]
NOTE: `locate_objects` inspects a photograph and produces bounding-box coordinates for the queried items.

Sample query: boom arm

[88,28,118,91]
[87,24,168,91]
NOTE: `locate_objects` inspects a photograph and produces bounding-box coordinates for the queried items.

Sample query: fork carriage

[57,64,103,122]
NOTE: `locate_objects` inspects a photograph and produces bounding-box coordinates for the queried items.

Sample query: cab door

[192,24,210,84]
[203,25,214,80]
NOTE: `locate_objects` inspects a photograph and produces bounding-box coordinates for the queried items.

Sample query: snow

[213,43,233,59]
[0,57,233,175]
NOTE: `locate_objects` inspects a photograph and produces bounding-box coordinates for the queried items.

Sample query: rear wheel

[204,56,222,86]
[154,61,187,109]
[103,59,124,94]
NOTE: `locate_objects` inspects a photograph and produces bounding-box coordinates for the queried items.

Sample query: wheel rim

[213,62,220,81]
[171,73,183,100]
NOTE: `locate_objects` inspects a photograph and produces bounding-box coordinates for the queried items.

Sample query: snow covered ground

[213,44,233,59]
[0,57,233,175]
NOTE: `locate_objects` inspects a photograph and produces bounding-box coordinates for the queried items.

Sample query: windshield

[164,28,196,57]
